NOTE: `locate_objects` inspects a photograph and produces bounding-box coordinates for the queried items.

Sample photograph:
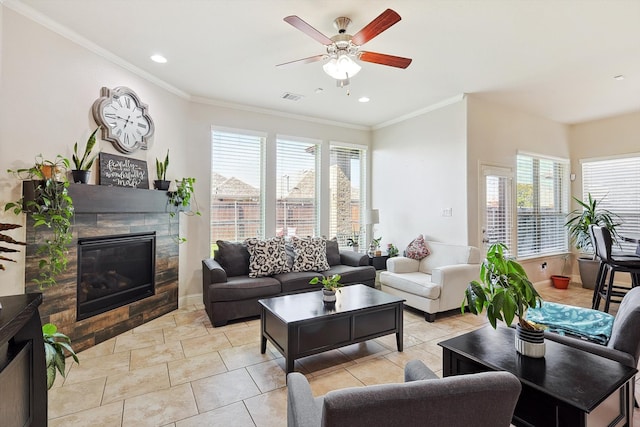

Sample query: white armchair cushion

[419,241,481,274]
[386,256,420,274]
[379,271,440,299]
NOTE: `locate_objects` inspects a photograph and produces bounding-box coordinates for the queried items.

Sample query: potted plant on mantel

[310,274,343,304]
[71,126,100,184]
[5,154,74,288]
[154,149,170,190]
[565,193,621,290]
[462,243,546,358]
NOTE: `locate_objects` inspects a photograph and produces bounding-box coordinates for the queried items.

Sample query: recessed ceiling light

[613,75,625,81]
[150,54,167,64]
[358,96,370,103]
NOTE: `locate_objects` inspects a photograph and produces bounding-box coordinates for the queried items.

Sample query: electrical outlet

[541,262,547,270]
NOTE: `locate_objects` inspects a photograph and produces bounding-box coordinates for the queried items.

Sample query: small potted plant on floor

[154,149,170,190]
[565,193,621,289]
[310,274,343,304]
[71,126,100,184]
[462,242,546,357]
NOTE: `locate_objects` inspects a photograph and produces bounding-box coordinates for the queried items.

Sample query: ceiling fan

[277,9,412,86]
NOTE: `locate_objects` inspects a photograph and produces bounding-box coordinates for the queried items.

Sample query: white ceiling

[9,0,640,128]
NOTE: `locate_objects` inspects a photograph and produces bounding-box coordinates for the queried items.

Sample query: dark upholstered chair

[286,360,521,427]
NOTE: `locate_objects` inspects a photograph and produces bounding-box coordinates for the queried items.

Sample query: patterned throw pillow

[291,236,330,272]
[245,236,290,278]
[405,234,431,260]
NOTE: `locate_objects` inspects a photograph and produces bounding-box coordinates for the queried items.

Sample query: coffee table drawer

[297,316,351,353]
[354,307,398,339]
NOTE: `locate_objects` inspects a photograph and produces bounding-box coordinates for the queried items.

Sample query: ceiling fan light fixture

[323,54,361,80]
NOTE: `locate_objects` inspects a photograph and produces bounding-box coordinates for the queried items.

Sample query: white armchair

[380,241,481,322]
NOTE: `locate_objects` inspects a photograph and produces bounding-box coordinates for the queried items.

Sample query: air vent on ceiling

[281,92,304,101]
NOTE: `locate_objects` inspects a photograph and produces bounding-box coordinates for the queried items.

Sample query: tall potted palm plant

[565,193,620,289]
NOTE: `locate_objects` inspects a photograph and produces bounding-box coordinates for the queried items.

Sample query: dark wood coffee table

[438,326,637,427]
[259,284,404,374]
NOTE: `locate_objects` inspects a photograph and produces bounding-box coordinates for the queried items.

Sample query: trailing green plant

[168,177,201,243]
[462,242,543,331]
[156,149,169,181]
[0,223,26,270]
[5,155,74,288]
[309,274,343,292]
[43,323,79,390]
[565,193,621,258]
[72,126,100,171]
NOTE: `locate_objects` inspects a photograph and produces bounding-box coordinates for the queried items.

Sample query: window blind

[211,130,264,245]
[329,145,365,247]
[276,138,319,237]
[582,156,640,253]
[516,154,569,257]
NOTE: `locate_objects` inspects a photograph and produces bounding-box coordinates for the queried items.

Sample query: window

[516,153,569,257]
[211,130,264,244]
[276,137,319,237]
[582,156,640,253]
[329,144,366,247]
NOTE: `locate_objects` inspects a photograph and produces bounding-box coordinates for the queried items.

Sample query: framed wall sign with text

[98,153,149,189]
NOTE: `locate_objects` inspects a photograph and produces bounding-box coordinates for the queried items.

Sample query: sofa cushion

[245,236,291,278]
[208,275,281,302]
[379,271,441,299]
[215,240,250,277]
[325,264,376,285]
[405,235,431,260]
[325,238,341,266]
[275,271,324,293]
[291,236,330,272]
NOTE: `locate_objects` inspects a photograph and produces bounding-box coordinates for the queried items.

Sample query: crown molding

[372,94,467,130]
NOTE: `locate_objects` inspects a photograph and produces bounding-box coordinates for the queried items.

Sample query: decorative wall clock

[91,86,154,154]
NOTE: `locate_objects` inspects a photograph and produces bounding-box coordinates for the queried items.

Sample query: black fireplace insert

[77,232,155,320]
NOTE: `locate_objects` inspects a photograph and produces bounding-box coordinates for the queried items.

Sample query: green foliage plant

[309,274,343,292]
[462,243,543,331]
[156,149,169,181]
[43,323,78,390]
[168,177,201,243]
[565,193,621,258]
[0,223,26,270]
[371,236,382,249]
[5,155,74,288]
[72,126,100,170]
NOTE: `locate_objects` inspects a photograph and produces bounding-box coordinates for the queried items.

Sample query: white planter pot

[515,324,545,358]
[322,289,337,304]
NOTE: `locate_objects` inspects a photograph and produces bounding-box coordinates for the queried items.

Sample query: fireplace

[77,232,156,321]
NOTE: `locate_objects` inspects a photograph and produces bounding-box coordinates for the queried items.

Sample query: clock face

[92,87,154,154]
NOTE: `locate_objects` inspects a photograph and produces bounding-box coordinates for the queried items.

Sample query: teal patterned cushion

[526,301,614,345]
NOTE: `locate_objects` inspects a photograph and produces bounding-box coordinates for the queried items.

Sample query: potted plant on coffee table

[310,274,343,304]
[154,149,170,190]
[71,126,100,184]
[462,242,546,358]
[565,193,621,290]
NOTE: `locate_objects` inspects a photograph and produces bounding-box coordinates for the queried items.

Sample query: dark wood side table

[368,254,389,270]
[259,285,404,374]
[438,326,636,427]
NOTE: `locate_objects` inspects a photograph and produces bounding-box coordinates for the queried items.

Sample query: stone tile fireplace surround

[24,183,179,352]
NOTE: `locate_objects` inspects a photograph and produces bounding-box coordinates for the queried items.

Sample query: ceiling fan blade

[351,9,401,46]
[284,16,334,45]
[276,54,327,67]
[358,51,412,69]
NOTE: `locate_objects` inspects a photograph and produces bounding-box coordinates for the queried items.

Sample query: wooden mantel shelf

[67,183,170,213]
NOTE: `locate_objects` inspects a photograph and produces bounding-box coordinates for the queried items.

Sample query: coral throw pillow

[405,235,431,260]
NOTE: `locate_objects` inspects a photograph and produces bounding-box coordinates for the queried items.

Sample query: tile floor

[48,282,639,426]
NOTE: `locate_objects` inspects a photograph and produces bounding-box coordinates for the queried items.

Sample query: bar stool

[591,225,640,313]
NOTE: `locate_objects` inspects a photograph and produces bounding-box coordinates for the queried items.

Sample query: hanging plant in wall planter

[167,177,201,243]
[5,154,74,288]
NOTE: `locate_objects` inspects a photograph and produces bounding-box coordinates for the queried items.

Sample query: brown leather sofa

[202,240,376,327]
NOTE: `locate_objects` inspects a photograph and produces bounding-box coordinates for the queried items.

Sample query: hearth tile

[49,401,123,427]
[224,323,261,346]
[175,401,255,427]
[133,314,177,333]
[346,357,404,385]
[307,368,364,396]
[65,350,130,384]
[162,323,209,342]
[77,337,116,359]
[218,342,276,371]
[181,332,232,358]
[168,351,227,385]
[338,340,391,362]
[244,387,288,427]
[47,377,106,419]
[191,369,260,412]
[246,359,287,393]
[130,341,185,370]
[114,328,164,352]
[103,364,170,404]
[122,382,198,427]
[296,349,353,375]
[173,309,209,327]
